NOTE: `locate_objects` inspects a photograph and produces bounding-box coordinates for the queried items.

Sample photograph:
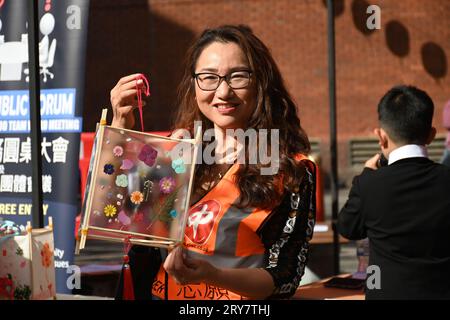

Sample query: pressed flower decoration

[79,124,199,249]
[115,174,128,188]
[118,210,131,226]
[120,159,134,170]
[138,144,158,167]
[133,212,144,223]
[143,180,153,201]
[104,204,117,218]
[130,191,144,205]
[103,164,114,175]
[40,243,53,268]
[113,146,124,157]
[172,158,186,174]
[159,177,176,194]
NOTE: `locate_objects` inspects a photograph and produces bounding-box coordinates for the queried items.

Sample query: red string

[123,235,132,256]
[135,74,151,132]
[122,235,135,300]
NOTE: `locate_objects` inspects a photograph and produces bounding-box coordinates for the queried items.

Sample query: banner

[0,0,90,294]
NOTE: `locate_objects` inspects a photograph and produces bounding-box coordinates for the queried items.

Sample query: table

[310,222,349,245]
[293,274,365,300]
[302,223,350,282]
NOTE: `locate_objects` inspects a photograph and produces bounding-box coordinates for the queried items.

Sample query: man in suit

[338,85,450,300]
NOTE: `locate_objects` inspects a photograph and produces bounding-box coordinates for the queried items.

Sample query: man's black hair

[378,85,434,145]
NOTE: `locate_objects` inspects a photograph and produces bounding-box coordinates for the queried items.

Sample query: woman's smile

[213,103,239,114]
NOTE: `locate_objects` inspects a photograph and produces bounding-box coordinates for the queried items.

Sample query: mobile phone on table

[323,276,365,290]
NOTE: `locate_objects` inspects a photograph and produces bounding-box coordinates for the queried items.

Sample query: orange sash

[152,155,311,300]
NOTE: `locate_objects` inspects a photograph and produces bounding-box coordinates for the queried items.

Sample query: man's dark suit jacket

[338,157,450,300]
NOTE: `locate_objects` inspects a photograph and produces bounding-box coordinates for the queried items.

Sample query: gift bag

[0,220,56,300]
[76,110,201,251]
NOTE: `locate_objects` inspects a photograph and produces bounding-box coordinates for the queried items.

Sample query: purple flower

[138,145,158,167]
[103,164,114,175]
[159,177,176,194]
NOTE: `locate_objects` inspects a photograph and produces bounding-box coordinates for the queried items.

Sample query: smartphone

[377,153,388,168]
[323,276,365,290]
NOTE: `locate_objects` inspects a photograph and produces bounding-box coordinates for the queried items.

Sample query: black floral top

[259,160,316,299]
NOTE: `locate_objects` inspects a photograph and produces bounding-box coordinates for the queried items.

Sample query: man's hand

[365,153,381,170]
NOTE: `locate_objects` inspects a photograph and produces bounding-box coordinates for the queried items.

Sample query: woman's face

[194,41,257,130]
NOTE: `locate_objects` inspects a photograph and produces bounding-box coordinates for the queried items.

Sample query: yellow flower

[104,204,117,217]
[130,191,144,205]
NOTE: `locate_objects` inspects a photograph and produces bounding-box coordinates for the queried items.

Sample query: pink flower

[120,159,134,170]
[113,146,124,157]
[159,177,176,194]
[138,145,158,167]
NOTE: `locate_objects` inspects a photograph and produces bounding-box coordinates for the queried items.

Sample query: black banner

[0,0,89,294]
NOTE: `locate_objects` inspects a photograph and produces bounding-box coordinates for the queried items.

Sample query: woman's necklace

[190,163,234,205]
[204,163,233,190]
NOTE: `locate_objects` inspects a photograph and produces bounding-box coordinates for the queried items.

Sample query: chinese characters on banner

[0,136,70,193]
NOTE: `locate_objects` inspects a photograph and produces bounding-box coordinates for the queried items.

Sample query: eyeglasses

[194,70,252,91]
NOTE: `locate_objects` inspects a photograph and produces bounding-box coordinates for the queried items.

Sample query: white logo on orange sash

[185,200,221,244]
[188,204,214,239]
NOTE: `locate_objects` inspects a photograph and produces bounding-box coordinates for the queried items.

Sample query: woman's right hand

[110,73,147,129]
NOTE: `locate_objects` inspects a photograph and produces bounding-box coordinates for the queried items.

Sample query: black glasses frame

[193,70,253,91]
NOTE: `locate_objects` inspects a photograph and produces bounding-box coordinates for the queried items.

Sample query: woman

[111,25,316,300]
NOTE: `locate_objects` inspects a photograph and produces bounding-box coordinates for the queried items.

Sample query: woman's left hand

[163,246,217,286]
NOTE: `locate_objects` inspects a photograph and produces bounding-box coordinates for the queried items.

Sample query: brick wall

[83,0,450,183]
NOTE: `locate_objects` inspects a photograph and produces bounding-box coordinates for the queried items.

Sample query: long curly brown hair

[173,25,310,209]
